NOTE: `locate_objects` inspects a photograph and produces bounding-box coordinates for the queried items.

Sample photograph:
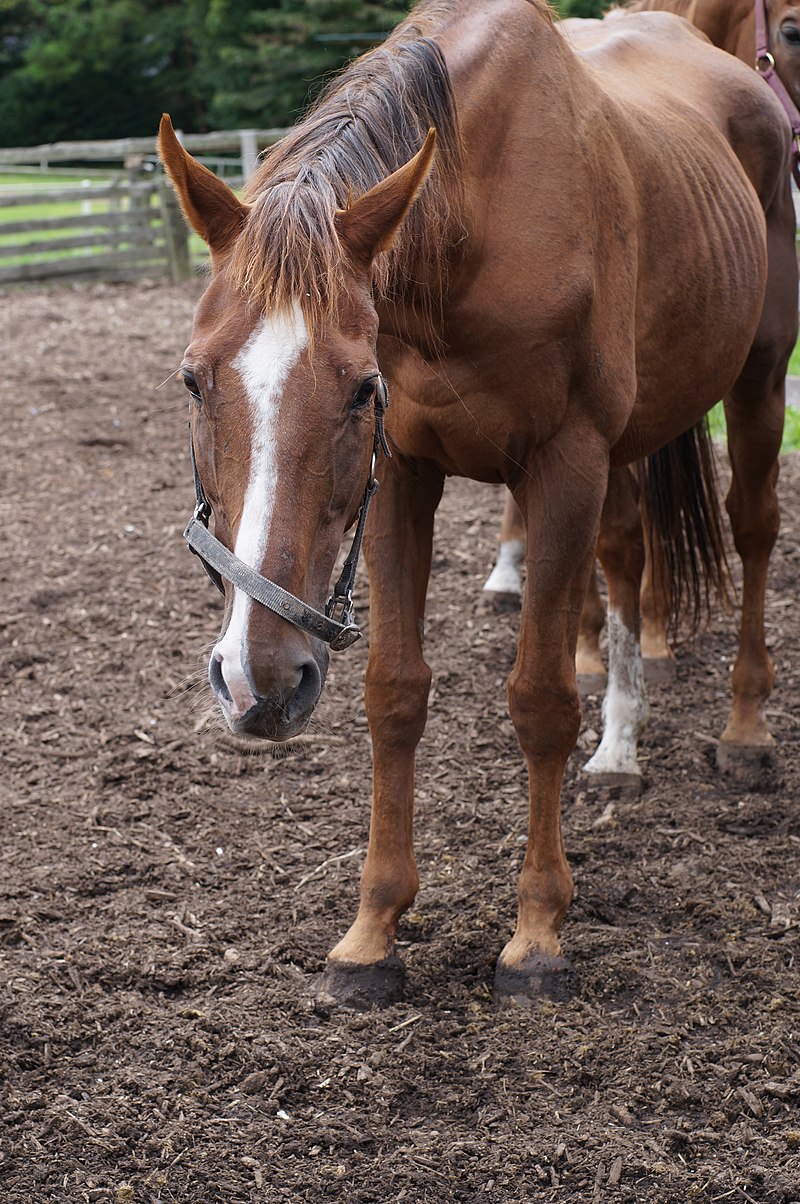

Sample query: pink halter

[754,0,800,183]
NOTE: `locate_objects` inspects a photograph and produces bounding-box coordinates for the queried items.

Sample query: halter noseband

[754,0,800,185]
[184,374,391,652]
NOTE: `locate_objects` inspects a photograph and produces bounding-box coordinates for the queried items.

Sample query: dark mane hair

[230,8,465,332]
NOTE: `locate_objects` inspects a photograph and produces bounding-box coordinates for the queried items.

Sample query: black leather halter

[184,375,391,652]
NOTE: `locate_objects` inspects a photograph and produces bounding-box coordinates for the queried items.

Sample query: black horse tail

[637,419,730,634]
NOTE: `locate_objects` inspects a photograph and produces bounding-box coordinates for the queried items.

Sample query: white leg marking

[213,304,309,719]
[584,607,648,778]
[483,538,525,596]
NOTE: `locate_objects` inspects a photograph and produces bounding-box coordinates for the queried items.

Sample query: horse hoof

[313,955,405,1011]
[480,589,522,614]
[716,739,777,783]
[577,671,607,697]
[583,769,643,795]
[643,656,676,685]
[493,952,577,1005]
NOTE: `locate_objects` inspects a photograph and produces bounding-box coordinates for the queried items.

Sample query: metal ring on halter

[756,51,776,72]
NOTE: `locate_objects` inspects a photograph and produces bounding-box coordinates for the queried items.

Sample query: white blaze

[583,607,649,779]
[213,304,309,718]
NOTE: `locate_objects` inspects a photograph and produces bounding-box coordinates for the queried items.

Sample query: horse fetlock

[575,634,605,680]
[329,914,398,968]
[583,715,644,779]
[720,708,775,749]
[483,538,525,596]
[639,625,672,664]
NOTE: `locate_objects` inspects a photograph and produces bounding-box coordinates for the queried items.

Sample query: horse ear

[158,114,248,256]
[335,128,437,266]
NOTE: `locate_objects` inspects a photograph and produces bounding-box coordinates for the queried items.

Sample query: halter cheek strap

[754,0,800,186]
[184,375,391,653]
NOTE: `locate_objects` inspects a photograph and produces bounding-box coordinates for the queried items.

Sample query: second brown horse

[483,0,800,733]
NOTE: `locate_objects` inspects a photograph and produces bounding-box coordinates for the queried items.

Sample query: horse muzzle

[210,649,324,741]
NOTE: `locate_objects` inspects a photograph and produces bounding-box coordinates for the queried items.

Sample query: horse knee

[508,674,581,758]
[365,659,432,747]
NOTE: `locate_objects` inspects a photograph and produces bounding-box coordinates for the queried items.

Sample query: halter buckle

[325,588,355,627]
[756,51,775,72]
[325,589,362,649]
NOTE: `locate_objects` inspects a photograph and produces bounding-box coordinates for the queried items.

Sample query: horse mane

[230,3,470,333]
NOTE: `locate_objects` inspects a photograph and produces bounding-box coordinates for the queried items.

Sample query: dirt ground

[1,280,799,1204]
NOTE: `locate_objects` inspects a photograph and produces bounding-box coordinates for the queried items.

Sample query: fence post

[240,129,259,182]
[159,182,191,282]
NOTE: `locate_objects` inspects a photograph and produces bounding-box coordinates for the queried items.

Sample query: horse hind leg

[583,466,648,789]
[717,371,785,775]
[482,489,525,609]
[717,191,796,779]
[639,523,676,683]
[576,563,607,693]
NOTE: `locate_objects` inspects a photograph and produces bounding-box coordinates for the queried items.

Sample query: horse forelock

[228,25,464,336]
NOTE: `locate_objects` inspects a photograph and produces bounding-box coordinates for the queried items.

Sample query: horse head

[159,116,436,741]
[766,0,800,104]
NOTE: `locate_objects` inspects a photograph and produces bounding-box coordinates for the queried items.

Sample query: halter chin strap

[184,375,391,653]
[754,0,800,186]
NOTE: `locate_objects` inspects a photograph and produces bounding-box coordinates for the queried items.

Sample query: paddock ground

[1,281,799,1203]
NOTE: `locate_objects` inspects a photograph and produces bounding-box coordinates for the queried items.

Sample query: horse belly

[613,152,767,465]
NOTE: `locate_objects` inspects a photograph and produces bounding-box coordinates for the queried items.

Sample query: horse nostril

[284,659,322,724]
[209,652,232,703]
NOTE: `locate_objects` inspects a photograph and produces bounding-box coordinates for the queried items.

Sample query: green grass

[0,169,208,269]
[0,170,167,266]
[789,340,800,378]
[707,400,800,452]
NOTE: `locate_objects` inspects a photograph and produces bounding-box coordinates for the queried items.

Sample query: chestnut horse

[483,0,800,689]
[162,0,795,1005]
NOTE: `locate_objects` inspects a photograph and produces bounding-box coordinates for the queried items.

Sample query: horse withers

[161,0,795,1006]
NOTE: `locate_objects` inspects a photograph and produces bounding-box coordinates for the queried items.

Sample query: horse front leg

[494,436,608,1004]
[318,455,444,1009]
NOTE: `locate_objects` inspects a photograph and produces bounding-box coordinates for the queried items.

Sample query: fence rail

[0,177,190,286]
[0,129,284,166]
[0,129,290,287]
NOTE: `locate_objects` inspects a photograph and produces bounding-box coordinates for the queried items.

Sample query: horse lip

[222,698,314,743]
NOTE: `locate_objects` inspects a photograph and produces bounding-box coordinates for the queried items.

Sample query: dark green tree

[554,0,607,16]
[0,0,210,145]
[201,0,411,129]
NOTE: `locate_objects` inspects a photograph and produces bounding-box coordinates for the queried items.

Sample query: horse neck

[684,0,754,60]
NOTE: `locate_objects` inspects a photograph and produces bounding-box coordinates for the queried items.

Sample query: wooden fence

[0,129,286,287]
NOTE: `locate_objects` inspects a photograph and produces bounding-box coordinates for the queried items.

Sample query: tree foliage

[0,0,606,146]
[204,0,410,130]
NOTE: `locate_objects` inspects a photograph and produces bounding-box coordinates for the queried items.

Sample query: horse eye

[182,370,202,402]
[782,22,800,44]
[351,378,376,411]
